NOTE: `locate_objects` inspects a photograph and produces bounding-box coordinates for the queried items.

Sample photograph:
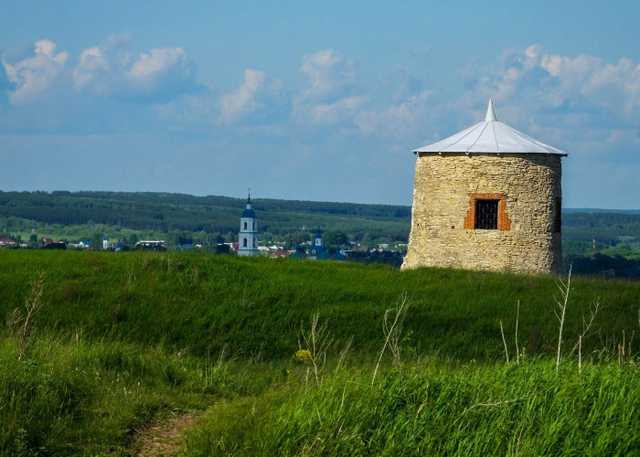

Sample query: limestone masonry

[402,100,566,274]
[402,154,562,274]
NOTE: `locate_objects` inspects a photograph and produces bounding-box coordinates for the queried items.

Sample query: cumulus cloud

[0,57,14,105]
[307,95,366,125]
[295,49,366,127]
[220,68,266,122]
[456,44,640,153]
[218,68,289,125]
[126,47,197,100]
[2,39,68,105]
[73,38,200,103]
[300,49,356,102]
[73,46,111,93]
[469,44,640,124]
[355,90,432,137]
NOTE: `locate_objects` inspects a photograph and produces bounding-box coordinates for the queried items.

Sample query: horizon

[3,1,640,208]
[2,188,640,213]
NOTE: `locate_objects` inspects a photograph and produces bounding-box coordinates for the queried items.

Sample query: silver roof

[414,100,567,156]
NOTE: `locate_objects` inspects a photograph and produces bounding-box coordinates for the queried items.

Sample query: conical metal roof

[414,100,567,156]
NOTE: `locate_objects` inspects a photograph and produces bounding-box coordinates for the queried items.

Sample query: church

[237,192,259,257]
[402,100,567,274]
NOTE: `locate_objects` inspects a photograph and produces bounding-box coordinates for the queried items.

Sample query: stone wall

[402,153,562,274]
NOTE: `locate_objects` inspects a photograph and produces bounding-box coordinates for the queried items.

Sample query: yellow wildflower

[295,349,313,364]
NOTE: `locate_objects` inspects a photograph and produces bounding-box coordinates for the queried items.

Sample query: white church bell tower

[238,191,259,257]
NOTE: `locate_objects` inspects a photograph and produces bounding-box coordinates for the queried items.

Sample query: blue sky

[2,1,640,208]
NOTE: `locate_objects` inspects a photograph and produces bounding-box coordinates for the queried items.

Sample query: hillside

[1,250,639,359]
[2,251,640,456]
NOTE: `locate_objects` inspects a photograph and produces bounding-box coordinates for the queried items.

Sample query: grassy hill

[1,250,640,455]
[1,250,639,359]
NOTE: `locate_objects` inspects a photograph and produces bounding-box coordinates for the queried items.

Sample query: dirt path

[133,412,200,457]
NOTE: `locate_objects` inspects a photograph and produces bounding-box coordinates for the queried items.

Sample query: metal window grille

[475,199,499,230]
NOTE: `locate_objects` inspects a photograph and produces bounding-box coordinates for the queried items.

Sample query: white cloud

[219,68,288,125]
[473,44,640,121]
[300,49,356,102]
[295,49,365,127]
[355,90,432,138]
[73,38,199,102]
[220,68,266,123]
[73,46,110,93]
[127,48,195,96]
[3,39,68,105]
[307,95,366,125]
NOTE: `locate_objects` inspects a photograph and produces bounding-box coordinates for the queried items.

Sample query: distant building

[238,192,259,257]
[41,237,67,250]
[134,240,167,251]
[0,235,17,248]
[403,100,566,274]
[308,230,327,259]
[215,242,231,254]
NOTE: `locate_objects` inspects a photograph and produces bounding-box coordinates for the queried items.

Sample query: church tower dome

[238,191,259,257]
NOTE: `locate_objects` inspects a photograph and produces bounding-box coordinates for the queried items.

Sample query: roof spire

[485,98,497,122]
[247,188,251,204]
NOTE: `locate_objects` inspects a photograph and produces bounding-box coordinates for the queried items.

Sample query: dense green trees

[0,191,410,243]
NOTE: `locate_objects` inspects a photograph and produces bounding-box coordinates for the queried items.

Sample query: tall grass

[184,361,640,457]
[1,251,640,455]
[0,337,286,456]
[1,250,639,361]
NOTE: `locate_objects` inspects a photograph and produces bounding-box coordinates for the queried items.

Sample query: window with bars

[475,199,499,230]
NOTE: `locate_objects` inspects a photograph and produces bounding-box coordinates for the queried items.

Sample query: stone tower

[238,191,259,257]
[402,100,567,274]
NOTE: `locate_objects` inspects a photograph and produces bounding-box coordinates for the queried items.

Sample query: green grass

[1,250,640,456]
[0,336,287,456]
[1,250,639,360]
[184,361,640,457]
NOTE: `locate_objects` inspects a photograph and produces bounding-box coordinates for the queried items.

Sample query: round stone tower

[402,100,567,274]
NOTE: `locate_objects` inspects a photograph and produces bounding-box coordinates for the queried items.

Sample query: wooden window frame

[464,192,511,231]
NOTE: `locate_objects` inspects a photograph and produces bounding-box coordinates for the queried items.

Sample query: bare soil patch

[134,412,200,457]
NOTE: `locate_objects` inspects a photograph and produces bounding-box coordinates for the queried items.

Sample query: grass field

[1,250,639,456]
[184,362,640,456]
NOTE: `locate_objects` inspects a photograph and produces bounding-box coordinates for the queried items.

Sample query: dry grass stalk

[514,300,520,364]
[334,337,353,374]
[570,297,600,372]
[299,313,332,385]
[553,265,572,372]
[371,292,409,386]
[500,320,510,363]
[7,272,46,360]
[578,335,583,372]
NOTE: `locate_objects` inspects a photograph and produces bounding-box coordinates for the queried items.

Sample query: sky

[2,1,640,208]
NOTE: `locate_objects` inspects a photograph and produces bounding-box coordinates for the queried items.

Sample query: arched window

[243,221,247,230]
[243,238,247,247]
[252,221,255,231]
[253,238,256,248]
